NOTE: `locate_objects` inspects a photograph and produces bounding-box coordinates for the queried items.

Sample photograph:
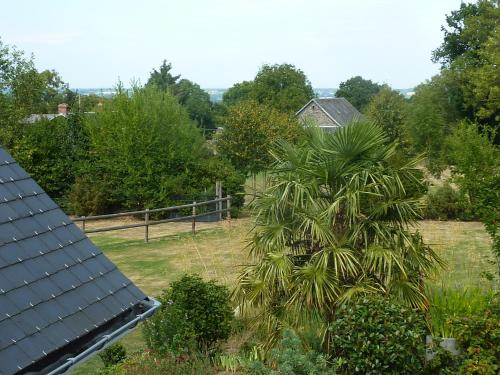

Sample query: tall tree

[222,81,254,107]
[431,0,499,126]
[0,39,70,147]
[335,76,382,112]
[432,0,499,68]
[365,85,407,144]
[146,60,180,92]
[404,71,465,171]
[176,78,215,131]
[217,100,301,176]
[252,64,315,113]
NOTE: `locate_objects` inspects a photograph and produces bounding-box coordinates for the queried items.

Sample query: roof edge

[295,98,342,127]
[47,297,161,375]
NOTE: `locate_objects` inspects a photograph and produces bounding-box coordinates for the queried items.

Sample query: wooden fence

[73,196,231,242]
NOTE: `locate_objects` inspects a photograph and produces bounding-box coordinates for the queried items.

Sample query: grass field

[70,218,495,374]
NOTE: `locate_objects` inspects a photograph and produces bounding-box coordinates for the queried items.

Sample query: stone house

[296,97,362,131]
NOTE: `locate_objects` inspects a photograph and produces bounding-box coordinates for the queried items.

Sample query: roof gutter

[47,297,161,375]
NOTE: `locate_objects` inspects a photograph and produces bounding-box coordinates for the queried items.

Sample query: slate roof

[0,146,157,374]
[296,98,363,127]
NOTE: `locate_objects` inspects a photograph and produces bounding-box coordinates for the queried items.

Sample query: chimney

[57,103,69,115]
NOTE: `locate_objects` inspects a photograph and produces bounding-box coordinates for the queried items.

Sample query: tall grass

[426,285,494,337]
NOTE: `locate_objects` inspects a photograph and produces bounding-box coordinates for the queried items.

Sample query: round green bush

[143,274,234,354]
[329,296,427,374]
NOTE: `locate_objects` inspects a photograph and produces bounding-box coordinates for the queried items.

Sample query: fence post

[227,195,231,221]
[192,201,196,234]
[144,208,150,243]
[217,181,223,221]
[81,216,86,232]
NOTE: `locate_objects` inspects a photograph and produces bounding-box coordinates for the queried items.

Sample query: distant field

[70,218,494,374]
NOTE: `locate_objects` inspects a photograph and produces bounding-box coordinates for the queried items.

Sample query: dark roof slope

[296,98,362,126]
[315,98,362,126]
[0,146,154,374]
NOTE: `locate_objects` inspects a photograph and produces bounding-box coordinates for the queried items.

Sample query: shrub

[450,295,499,375]
[247,330,336,375]
[427,287,494,338]
[423,183,473,220]
[329,296,427,375]
[98,343,127,368]
[143,274,233,354]
[11,114,89,205]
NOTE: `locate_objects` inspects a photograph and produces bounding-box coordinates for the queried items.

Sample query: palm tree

[233,121,442,347]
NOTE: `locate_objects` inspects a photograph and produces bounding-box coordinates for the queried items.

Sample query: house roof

[23,114,63,124]
[0,146,159,375]
[296,97,362,126]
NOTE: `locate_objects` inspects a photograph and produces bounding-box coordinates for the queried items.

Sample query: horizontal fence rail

[73,196,231,242]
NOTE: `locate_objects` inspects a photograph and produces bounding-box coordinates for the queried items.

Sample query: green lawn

[70,218,495,374]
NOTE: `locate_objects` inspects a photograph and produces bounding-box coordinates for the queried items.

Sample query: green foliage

[234,122,442,347]
[427,287,494,338]
[143,274,233,354]
[217,100,302,175]
[404,72,465,171]
[423,183,473,221]
[146,59,180,92]
[222,64,314,113]
[98,343,127,368]
[366,85,407,144]
[431,0,499,126]
[146,60,215,131]
[252,64,315,113]
[329,296,427,375]
[247,330,336,375]
[176,78,215,131]
[445,122,499,273]
[335,75,382,112]
[68,86,224,214]
[464,25,500,123]
[432,0,499,68]
[223,81,255,107]
[11,114,89,203]
[449,295,499,375]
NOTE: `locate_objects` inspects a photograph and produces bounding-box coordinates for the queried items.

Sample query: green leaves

[235,121,441,343]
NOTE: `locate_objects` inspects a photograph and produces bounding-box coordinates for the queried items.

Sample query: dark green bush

[423,183,474,220]
[68,87,244,215]
[247,330,336,375]
[143,274,233,354]
[451,295,499,375]
[12,114,89,205]
[98,342,127,368]
[329,296,427,375]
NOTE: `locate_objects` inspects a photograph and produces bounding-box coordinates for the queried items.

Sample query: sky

[1,0,463,89]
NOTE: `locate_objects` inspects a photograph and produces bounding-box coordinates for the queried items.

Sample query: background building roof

[297,97,362,126]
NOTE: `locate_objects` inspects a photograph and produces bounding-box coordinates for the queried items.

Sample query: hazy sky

[1,0,463,89]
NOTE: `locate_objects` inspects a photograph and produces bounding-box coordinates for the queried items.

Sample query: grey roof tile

[0,146,149,374]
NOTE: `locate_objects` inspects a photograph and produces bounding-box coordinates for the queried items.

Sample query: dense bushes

[11,114,89,206]
[329,296,427,374]
[75,86,243,215]
[143,274,234,355]
[427,292,499,375]
[423,183,473,221]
